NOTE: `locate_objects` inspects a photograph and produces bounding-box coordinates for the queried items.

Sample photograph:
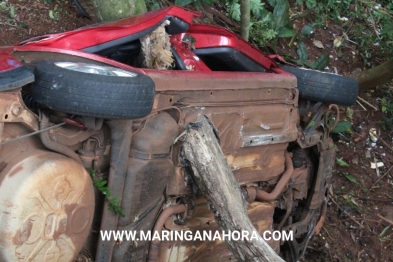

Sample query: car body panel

[0,6,335,262]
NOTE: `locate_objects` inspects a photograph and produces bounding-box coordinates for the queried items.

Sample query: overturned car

[0,6,358,262]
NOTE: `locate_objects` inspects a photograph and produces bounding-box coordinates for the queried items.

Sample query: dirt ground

[1,0,392,261]
[0,0,95,45]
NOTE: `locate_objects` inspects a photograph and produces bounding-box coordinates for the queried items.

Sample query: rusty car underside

[0,6,343,262]
[0,60,335,261]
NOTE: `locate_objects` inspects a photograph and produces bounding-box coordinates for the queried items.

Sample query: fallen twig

[322,227,333,241]
[352,195,393,202]
[370,165,393,190]
[356,100,368,111]
[372,133,393,152]
[202,3,240,28]
[290,10,311,20]
[357,96,378,110]
[377,214,393,226]
[329,196,364,229]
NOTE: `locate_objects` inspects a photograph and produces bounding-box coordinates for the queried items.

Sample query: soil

[1,0,392,261]
[0,0,95,45]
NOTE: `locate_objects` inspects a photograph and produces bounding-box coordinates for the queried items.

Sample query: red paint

[0,54,22,72]
[0,6,290,77]
[170,35,211,71]
[17,6,201,51]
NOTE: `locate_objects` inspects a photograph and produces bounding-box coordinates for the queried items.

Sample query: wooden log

[180,116,284,262]
[349,58,393,90]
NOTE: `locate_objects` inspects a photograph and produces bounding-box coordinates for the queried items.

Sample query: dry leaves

[313,39,324,49]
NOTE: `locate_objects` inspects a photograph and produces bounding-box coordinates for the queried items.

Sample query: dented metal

[0,125,95,261]
[0,10,337,262]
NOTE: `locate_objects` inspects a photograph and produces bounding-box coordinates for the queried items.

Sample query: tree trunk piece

[349,58,393,90]
[180,116,284,262]
[240,0,251,41]
[92,0,147,22]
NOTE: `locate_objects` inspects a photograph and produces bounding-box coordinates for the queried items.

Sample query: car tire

[281,65,358,106]
[31,61,155,119]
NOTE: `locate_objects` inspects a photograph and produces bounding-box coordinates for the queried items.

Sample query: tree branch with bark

[349,58,393,90]
[180,116,284,262]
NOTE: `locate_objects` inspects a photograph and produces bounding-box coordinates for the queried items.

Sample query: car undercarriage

[0,6,358,262]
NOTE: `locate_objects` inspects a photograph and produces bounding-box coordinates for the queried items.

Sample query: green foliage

[270,0,290,31]
[0,2,26,29]
[296,41,308,61]
[226,0,294,46]
[292,23,332,69]
[295,0,393,64]
[9,5,14,18]
[296,0,317,9]
[145,0,161,11]
[380,96,393,130]
[346,107,354,119]
[380,226,390,238]
[299,24,314,37]
[379,226,392,243]
[278,27,296,37]
[90,169,125,217]
[343,172,358,184]
[229,2,241,21]
[332,121,352,133]
[49,8,61,21]
[310,53,329,70]
[227,0,265,22]
[249,15,277,46]
[175,0,213,7]
[250,0,265,17]
[336,157,350,167]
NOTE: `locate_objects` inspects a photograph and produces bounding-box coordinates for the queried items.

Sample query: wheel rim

[54,62,138,77]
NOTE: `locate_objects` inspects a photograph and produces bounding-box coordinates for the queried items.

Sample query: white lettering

[140,231,151,241]
[213,231,221,241]
[113,230,124,241]
[184,230,193,241]
[282,230,294,241]
[152,231,160,241]
[263,231,271,241]
[241,230,249,241]
[124,230,137,241]
[174,230,183,241]
[203,230,211,241]
[250,231,259,241]
[100,230,112,241]
[161,230,170,241]
[272,231,281,241]
[222,230,231,240]
[194,231,202,241]
[232,231,240,241]
[98,230,294,242]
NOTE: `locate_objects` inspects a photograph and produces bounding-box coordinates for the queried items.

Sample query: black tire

[0,66,35,91]
[31,61,155,119]
[281,65,358,106]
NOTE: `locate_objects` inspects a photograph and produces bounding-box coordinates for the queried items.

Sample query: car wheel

[31,61,155,119]
[281,65,359,106]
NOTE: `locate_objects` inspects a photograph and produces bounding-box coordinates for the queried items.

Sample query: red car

[0,6,358,262]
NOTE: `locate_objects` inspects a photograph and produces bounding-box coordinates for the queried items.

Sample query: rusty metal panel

[0,90,38,131]
[309,145,335,209]
[0,133,94,262]
[172,104,298,184]
[148,70,297,92]
[158,199,278,262]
